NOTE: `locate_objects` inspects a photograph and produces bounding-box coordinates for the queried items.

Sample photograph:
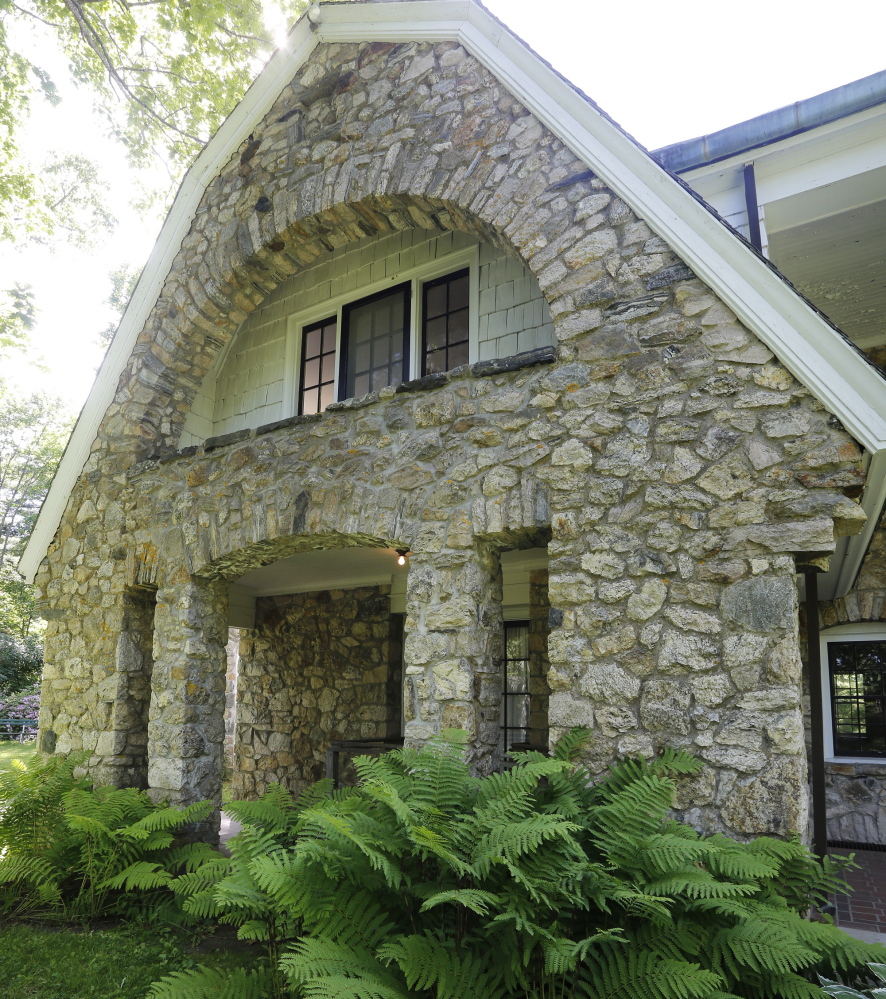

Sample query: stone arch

[103,37,685,460]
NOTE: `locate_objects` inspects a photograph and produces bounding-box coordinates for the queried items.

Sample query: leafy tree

[97,262,142,349]
[0,380,73,640]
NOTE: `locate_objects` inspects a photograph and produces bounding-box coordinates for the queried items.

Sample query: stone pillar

[546,529,808,839]
[147,574,228,840]
[528,569,551,750]
[403,545,503,774]
[96,587,157,788]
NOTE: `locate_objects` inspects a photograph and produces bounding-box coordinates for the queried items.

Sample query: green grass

[0,739,36,771]
[0,924,269,999]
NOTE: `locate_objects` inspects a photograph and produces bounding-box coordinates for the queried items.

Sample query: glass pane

[374,336,391,367]
[448,308,469,342]
[319,382,334,412]
[301,387,319,415]
[426,316,447,351]
[304,357,320,388]
[322,323,337,352]
[449,274,469,311]
[355,342,371,374]
[829,640,886,756]
[426,349,447,374]
[354,373,370,396]
[321,352,336,383]
[449,340,469,369]
[506,625,529,660]
[305,327,322,358]
[426,283,447,318]
[371,367,389,392]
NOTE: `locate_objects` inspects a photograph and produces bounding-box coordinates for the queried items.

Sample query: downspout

[804,570,828,858]
[743,163,763,252]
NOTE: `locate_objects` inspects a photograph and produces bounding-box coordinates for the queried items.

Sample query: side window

[299,316,337,415]
[828,639,886,757]
[340,283,410,399]
[422,269,470,376]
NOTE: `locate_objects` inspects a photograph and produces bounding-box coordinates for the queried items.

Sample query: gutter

[654,68,886,173]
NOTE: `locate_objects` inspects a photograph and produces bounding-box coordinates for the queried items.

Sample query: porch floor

[832,848,886,940]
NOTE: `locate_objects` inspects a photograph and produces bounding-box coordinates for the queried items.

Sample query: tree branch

[61,0,203,144]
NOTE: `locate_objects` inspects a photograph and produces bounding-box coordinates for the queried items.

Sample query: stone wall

[232,585,402,798]
[34,36,871,840]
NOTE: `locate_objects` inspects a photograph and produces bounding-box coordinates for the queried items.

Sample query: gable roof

[20,0,886,595]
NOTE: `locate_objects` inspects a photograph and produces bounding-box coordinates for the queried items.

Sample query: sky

[5,0,886,416]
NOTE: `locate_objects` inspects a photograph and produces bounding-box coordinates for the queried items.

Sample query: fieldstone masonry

[34,35,872,842]
[233,585,402,798]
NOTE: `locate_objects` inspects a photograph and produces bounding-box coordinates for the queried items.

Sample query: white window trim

[282,245,479,419]
[819,621,886,765]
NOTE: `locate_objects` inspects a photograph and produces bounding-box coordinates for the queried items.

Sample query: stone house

[19,0,886,845]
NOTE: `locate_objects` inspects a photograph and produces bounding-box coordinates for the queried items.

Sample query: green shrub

[152,733,885,999]
[819,962,886,999]
[0,752,218,921]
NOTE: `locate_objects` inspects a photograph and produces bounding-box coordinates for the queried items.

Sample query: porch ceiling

[232,545,404,598]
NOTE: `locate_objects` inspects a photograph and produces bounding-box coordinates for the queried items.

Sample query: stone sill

[134,345,557,475]
[825,759,886,775]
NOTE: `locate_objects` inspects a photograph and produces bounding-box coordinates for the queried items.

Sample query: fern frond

[147,964,272,999]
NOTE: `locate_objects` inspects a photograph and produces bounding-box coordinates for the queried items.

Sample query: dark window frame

[339,281,412,401]
[298,315,338,416]
[827,638,886,758]
[421,267,471,377]
[502,619,531,754]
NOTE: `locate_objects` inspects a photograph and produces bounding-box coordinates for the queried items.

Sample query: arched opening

[226,544,408,798]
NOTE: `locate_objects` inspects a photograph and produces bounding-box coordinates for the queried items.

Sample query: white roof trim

[21,0,886,589]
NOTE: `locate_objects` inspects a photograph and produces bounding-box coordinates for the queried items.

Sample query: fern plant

[0,752,218,921]
[152,734,886,999]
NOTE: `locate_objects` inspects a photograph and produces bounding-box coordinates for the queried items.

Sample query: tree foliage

[0,379,73,641]
[1,0,310,176]
[158,734,886,999]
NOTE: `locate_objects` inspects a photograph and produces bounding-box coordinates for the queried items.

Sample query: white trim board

[20,0,886,590]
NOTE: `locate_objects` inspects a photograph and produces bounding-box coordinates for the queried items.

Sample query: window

[285,250,478,417]
[341,283,410,399]
[422,269,470,375]
[502,621,531,752]
[828,640,886,757]
[299,317,337,415]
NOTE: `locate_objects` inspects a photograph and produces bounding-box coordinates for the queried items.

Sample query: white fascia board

[22,0,886,584]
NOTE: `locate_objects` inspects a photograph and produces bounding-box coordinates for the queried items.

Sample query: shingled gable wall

[34,36,868,842]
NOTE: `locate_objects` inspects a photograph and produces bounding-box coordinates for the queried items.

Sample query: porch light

[396,548,410,566]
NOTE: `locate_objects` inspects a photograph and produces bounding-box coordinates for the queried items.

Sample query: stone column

[147,574,228,841]
[403,545,503,774]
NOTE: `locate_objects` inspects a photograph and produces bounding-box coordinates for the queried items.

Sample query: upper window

[290,261,475,417]
[422,269,470,376]
[299,317,337,416]
[341,283,410,399]
[828,639,886,757]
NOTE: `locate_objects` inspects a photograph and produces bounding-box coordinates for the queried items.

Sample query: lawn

[0,924,268,999]
[0,739,36,771]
